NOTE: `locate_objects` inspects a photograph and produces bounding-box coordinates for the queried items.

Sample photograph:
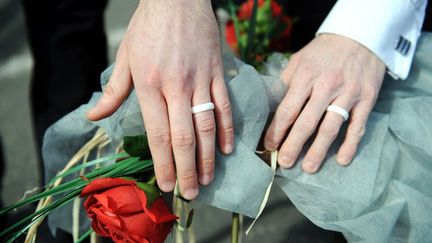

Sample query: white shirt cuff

[316,0,427,79]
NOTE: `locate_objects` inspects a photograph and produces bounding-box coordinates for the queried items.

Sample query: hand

[264,33,386,173]
[86,0,234,199]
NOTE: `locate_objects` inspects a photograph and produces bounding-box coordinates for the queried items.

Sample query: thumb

[86,57,132,121]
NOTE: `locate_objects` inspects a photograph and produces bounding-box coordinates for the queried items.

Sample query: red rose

[81,178,177,243]
[238,0,283,20]
[238,0,264,20]
[270,2,283,17]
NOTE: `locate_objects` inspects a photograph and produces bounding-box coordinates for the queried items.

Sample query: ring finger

[302,99,354,173]
[192,87,216,186]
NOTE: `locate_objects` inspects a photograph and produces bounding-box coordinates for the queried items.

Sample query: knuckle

[155,163,174,179]
[362,85,379,102]
[217,97,232,114]
[349,124,366,139]
[197,117,216,134]
[172,130,195,148]
[265,127,281,144]
[306,148,322,161]
[179,170,198,182]
[210,56,223,70]
[223,125,234,136]
[327,73,344,91]
[281,142,302,157]
[175,79,192,93]
[141,71,162,89]
[104,82,119,98]
[344,82,362,97]
[299,115,316,134]
[272,124,287,140]
[148,130,171,148]
[265,133,278,149]
[300,122,315,134]
[321,121,340,139]
[200,158,214,172]
[298,63,315,76]
[315,72,344,95]
[142,79,158,90]
[278,106,297,124]
[265,138,278,150]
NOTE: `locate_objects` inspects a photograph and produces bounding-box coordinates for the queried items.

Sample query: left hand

[264,33,386,173]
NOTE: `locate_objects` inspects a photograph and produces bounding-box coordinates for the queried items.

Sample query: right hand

[264,34,385,173]
[86,0,234,200]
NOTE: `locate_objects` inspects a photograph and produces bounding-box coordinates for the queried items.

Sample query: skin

[86,0,234,200]
[88,0,387,197]
[264,33,386,173]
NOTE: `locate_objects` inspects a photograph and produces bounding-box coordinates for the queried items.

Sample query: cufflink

[395,36,411,55]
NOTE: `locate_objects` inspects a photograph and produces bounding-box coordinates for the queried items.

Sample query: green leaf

[47,152,129,186]
[123,135,151,159]
[75,228,93,243]
[174,208,194,232]
[186,209,194,229]
[136,182,159,207]
[0,157,139,216]
[1,189,82,239]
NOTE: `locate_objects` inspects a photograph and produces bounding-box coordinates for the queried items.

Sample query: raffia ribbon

[246,150,278,235]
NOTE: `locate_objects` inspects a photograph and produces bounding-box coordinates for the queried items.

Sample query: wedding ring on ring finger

[326,104,349,121]
[192,102,215,114]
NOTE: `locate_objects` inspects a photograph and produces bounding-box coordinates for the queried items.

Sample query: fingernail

[224,143,233,154]
[158,181,175,192]
[86,108,95,116]
[183,188,198,200]
[199,174,213,186]
[279,155,294,168]
[337,156,351,166]
[303,161,318,173]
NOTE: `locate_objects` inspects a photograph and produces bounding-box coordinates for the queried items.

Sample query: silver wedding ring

[192,102,215,114]
[327,105,349,121]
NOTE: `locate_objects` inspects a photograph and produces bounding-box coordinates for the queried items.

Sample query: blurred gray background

[0,0,338,242]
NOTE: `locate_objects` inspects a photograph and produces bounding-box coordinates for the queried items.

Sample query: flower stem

[75,228,93,243]
[245,0,259,65]
[231,213,240,243]
[148,175,156,186]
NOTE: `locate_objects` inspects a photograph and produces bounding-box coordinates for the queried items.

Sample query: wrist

[139,0,212,12]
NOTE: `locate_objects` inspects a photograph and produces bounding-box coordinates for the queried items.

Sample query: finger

[264,52,300,148]
[192,88,215,186]
[264,81,310,151]
[211,74,234,154]
[337,101,371,166]
[302,99,353,173]
[166,95,198,200]
[277,90,329,168]
[279,52,300,86]
[87,46,132,121]
[137,90,176,193]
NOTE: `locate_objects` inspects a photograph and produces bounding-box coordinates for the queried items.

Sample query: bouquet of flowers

[225,0,294,68]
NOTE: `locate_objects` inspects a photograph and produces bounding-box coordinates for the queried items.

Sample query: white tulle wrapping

[43,33,432,242]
